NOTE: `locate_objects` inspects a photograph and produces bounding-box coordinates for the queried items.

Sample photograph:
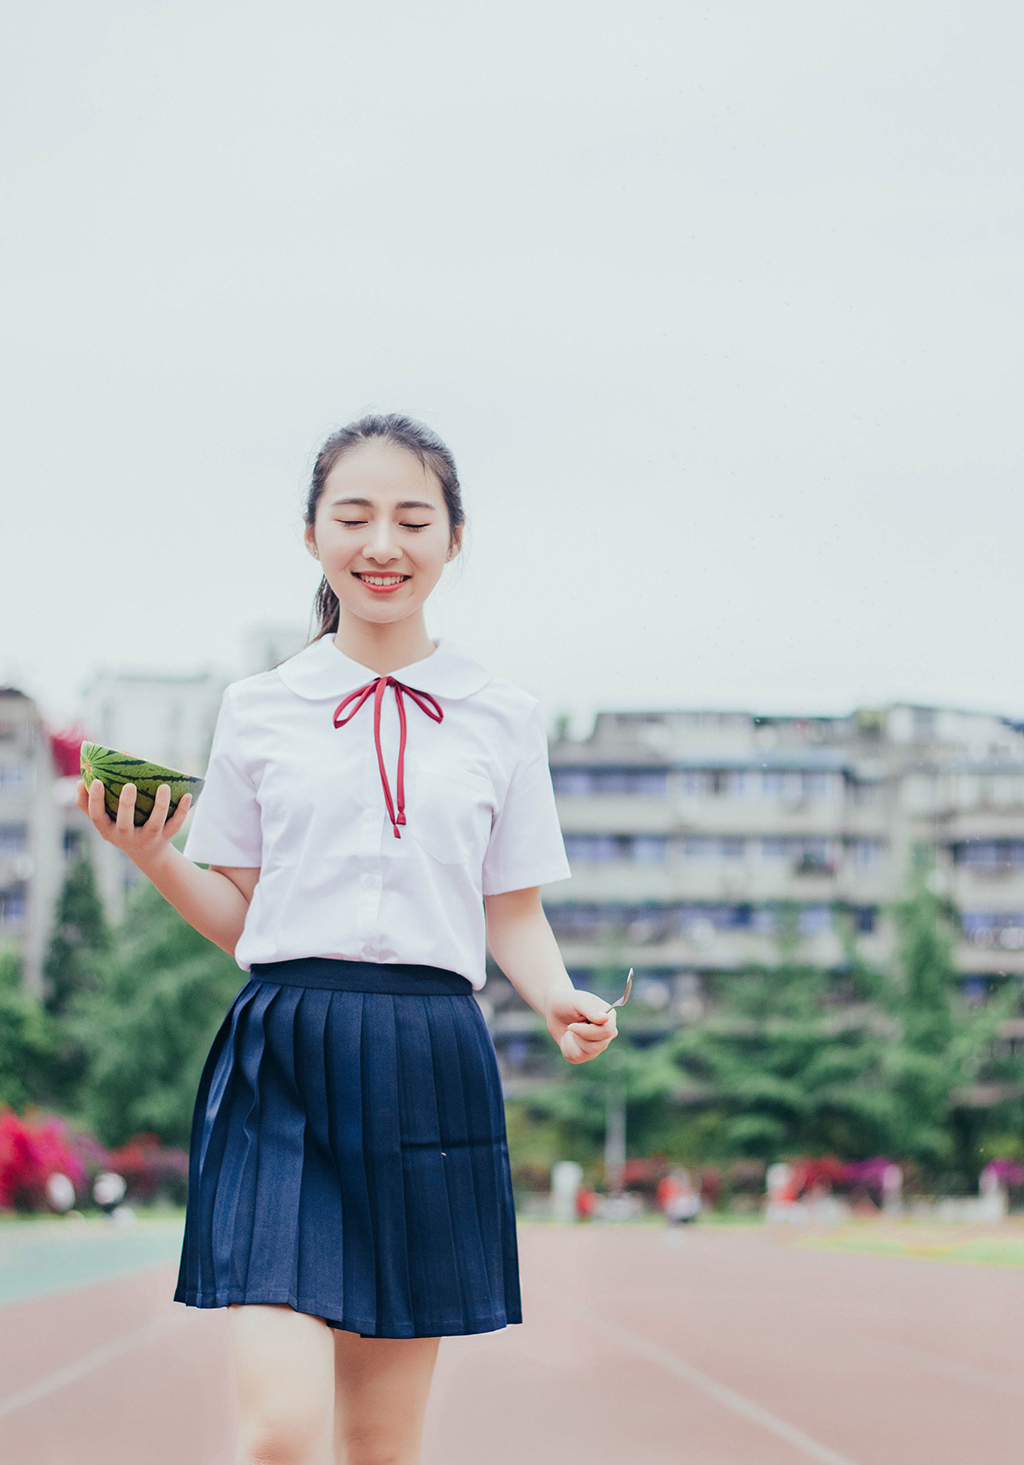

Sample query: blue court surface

[0,1215,185,1308]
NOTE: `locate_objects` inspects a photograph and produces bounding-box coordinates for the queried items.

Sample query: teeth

[359,574,407,585]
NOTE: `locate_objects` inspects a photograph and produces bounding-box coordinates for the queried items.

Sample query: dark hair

[303,413,465,643]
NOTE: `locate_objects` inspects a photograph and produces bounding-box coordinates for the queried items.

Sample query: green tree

[0,942,55,1109]
[42,854,111,1016]
[511,1011,684,1181]
[39,854,112,1106]
[71,877,244,1147]
[880,874,1021,1184]
[670,909,898,1163]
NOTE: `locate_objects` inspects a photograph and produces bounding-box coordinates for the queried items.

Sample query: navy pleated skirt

[174,956,522,1338]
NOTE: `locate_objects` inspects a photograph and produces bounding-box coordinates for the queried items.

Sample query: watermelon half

[80,743,205,828]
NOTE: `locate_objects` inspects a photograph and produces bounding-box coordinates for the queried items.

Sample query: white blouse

[181,633,572,990]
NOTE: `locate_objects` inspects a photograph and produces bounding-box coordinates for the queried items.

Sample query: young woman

[76,413,618,1465]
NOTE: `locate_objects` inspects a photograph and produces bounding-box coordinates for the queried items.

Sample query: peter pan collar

[275,633,493,702]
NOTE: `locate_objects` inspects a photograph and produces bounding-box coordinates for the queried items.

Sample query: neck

[332,607,437,676]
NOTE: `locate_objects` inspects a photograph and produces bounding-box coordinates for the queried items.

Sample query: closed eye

[336,520,430,530]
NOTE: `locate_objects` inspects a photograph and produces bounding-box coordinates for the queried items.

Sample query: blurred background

[3,3,1024,1462]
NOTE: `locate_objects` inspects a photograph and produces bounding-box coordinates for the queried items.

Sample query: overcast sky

[3,1,1022,739]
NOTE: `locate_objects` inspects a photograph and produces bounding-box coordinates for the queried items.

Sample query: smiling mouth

[353,572,410,589]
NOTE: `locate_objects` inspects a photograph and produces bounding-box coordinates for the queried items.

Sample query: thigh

[228,1304,335,1461]
[332,1331,441,1465]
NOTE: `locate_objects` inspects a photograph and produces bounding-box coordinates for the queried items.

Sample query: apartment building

[0,688,65,997]
[536,703,1024,1026]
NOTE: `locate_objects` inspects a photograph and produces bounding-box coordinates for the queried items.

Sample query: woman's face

[304,439,460,627]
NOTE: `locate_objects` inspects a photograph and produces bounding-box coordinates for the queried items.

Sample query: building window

[552,769,592,795]
[798,905,833,935]
[0,823,28,853]
[912,708,936,739]
[683,837,747,860]
[564,834,668,864]
[564,835,622,863]
[953,840,1024,869]
[677,903,754,933]
[849,839,884,869]
[680,771,711,796]
[547,904,622,939]
[601,769,667,795]
[759,837,838,870]
[570,835,615,863]
[0,764,29,793]
[0,887,26,926]
[552,768,669,796]
[801,772,834,801]
[962,912,1024,948]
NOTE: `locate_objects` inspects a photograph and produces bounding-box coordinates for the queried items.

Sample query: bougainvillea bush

[0,1109,89,1211]
[108,1132,188,1206]
[0,1107,189,1212]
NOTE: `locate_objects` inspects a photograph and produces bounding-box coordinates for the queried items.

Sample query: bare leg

[229,1303,336,1465]
[331,1330,441,1465]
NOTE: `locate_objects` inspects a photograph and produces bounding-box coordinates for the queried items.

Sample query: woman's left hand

[545,989,618,1064]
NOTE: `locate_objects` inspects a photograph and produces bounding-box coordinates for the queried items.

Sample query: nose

[362,520,402,565]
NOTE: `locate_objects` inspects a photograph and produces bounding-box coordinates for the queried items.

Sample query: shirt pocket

[404,760,496,868]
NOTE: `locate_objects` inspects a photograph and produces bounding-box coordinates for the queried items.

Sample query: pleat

[359,993,415,1335]
[176,970,522,1337]
[175,979,262,1305]
[292,987,344,1315]
[443,998,522,1323]
[210,982,287,1295]
[323,991,378,1329]
[238,983,308,1297]
[395,995,467,1333]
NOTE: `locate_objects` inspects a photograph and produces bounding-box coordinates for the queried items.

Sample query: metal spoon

[608,968,633,1009]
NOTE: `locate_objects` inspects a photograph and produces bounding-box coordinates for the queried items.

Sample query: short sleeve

[481,702,572,896]
[182,686,262,867]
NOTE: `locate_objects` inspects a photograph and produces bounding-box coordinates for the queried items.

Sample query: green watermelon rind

[80,742,205,829]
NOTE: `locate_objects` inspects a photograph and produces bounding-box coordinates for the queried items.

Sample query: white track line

[563,1296,860,1465]
[0,1312,185,1420]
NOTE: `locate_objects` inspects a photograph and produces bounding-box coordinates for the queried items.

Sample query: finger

[572,1033,615,1056]
[560,1031,586,1063]
[165,790,192,833]
[569,1016,617,1039]
[88,777,114,826]
[116,782,138,835]
[561,1025,612,1059]
[574,994,614,1024]
[567,1023,610,1043]
[145,783,172,830]
[565,1032,612,1063]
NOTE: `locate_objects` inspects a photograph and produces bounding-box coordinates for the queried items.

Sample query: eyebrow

[328,496,438,511]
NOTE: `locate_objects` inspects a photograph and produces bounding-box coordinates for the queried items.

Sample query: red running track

[2,1223,1023,1464]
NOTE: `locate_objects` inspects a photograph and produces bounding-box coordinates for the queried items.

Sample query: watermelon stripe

[81,743,202,831]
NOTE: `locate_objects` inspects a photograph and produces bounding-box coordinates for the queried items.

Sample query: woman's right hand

[76,777,192,868]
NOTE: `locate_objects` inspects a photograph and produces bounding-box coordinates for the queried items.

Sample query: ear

[446,523,464,562]
[303,526,319,559]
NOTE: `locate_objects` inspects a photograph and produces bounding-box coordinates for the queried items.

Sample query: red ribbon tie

[332,676,444,838]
